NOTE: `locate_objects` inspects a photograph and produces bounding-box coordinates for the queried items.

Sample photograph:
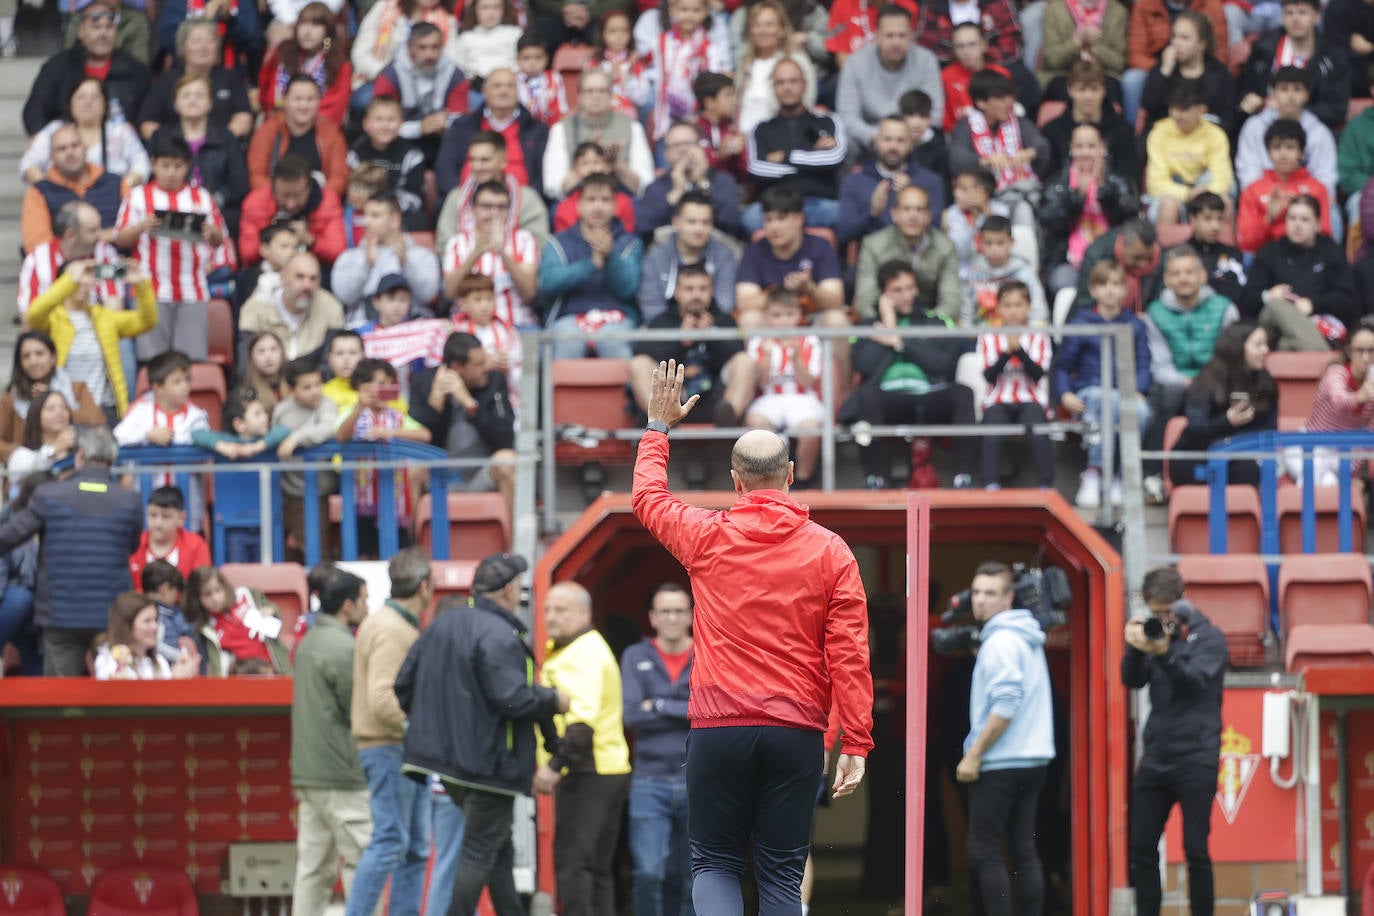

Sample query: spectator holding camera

[955,561,1055,916]
[1123,565,1227,916]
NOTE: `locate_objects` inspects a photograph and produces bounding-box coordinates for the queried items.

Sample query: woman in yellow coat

[24,259,159,423]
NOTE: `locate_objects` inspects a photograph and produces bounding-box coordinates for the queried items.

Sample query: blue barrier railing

[1203,430,1369,555]
[114,442,464,565]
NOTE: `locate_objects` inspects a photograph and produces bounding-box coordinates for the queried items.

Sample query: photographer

[1124,566,1227,916]
[956,561,1054,916]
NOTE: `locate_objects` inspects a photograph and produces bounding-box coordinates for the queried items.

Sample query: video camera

[931,564,1072,656]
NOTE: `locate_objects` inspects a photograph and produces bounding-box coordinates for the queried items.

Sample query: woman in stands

[1284,318,1374,486]
[1168,321,1278,487]
[25,260,159,426]
[1138,13,1235,137]
[0,331,105,463]
[257,1,352,125]
[184,566,293,676]
[733,0,817,135]
[94,591,199,680]
[20,79,150,187]
[150,74,249,240]
[5,391,78,480]
[234,331,287,414]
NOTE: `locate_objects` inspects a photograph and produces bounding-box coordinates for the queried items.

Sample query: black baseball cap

[473,553,528,592]
[375,273,411,296]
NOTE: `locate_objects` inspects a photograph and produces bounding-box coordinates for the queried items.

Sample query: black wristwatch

[646,420,670,435]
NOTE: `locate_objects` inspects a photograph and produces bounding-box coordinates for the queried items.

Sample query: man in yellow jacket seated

[533,581,633,916]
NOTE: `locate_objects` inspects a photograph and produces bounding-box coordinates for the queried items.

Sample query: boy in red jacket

[941,23,1014,132]
[1237,118,1332,253]
[128,485,212,585]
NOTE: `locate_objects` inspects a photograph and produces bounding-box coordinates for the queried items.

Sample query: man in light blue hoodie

[956,561,1055,916]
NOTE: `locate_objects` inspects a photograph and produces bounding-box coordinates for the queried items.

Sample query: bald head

[731,430,792,492]
[545,581,593,640]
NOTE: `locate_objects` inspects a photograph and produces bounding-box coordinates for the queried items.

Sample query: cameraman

[956,561,1055,916]
[1123,566,1227,916]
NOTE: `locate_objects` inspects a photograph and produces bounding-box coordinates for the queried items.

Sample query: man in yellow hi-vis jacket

[533,580,633,916]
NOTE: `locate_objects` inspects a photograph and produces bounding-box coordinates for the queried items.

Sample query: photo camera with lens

[931,564,1072,656]
[92,263,126,281]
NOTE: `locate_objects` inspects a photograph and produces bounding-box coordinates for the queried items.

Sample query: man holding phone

[1123,565,1227,916]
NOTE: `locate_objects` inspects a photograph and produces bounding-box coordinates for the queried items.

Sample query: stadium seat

[1036,100,1065,128]
[414,491,512,561]
[88,864,197,916]
[1167,484,1261,553]
[0,864,64,915]
[1265,351,1339,428]
[1279,553,1374,672]
[135,362,229,432]
[1156,223,1193,248]
[1228,35,1255,77]
[552,359,634,465]
[219,562,309,639]
[1277,484,1367,554]
[421,559,480,627]
[1050,286,1076,334]
[554,44,589,109]
[1176,553,1271,666]
[1162,414,1189,496]
[206,298,233,369]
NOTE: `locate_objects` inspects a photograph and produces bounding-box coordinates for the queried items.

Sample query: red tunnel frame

[531,489,1129,912]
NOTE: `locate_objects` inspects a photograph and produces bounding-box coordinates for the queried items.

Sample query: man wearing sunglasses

[24,0,150,135]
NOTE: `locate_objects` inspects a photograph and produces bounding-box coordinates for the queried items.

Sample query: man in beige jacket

[349,547,434,916]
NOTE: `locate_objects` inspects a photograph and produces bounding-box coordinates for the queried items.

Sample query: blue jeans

[1079,386,1151,470]
[1120,69,1148,131]
[629,777,693,916]
[549,312,640,360]
[0,585,41,675]
[348,745,432,916]
[740,197,840,236]
[424,783,467,916]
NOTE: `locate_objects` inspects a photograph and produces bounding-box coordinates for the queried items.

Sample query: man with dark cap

[394,552,569,916]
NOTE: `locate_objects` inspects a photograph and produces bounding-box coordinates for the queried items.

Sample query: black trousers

[445,785,524,916]
[981,403,1054,488]
[555,772,632,916]
[686,726,824,916]
[838,383,978,477]
[1129,763,1216,916]
[967,765,1048,916]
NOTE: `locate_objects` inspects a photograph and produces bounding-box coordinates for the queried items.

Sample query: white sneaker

[1319,470,1339,488]
[1143,474,1166,505]
[1075,469,1102,509]
[1110,476,1124,506]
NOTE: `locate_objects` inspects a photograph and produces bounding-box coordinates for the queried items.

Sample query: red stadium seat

[552,359,634,465]
[554,44,589,109]
[1176,553,1271,666]
[0,864,64,916]
[1265,351,1339,429]
[88,864,197,915]
[421,559,480,627]
[219,562,309,640]
[1277,484,1367,553]
[206,298,233,369]
[1167,485,1261,553]
[415,491,512,561]
[1228,35,1256,77]
[1156,223,1194,249]
[135,362,229,433]
[1036,100,1065,129]
[1279,554,1374,672]
[1162,414,1189,497]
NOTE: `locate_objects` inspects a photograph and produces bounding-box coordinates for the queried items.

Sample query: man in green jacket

[291,570,373,915]
[854,184,962,322]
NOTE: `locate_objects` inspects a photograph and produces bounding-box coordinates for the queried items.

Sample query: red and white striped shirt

[977,331,1053,410]
[747,334,822,396]
[1307,363,1374,433]
[441,228,539,327]
[17,240,124,316]
[114,183,232,304]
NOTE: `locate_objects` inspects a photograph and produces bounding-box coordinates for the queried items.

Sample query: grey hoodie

[967,608,1055,771]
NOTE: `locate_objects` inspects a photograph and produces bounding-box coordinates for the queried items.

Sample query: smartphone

[92,263,127,281]
[376,383,401,402]
[1230,391,1250,408]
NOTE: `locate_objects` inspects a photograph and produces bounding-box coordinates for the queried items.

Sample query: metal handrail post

[821,337,836,491]
[1098,333,1115,528]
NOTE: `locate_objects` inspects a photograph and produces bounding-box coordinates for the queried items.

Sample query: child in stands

[515,35,569,126]
[1144,79,1234,228]
[114,351,210,450]
[274,357,339,562]
[322,330,366,415]
[451,273,522,400]
[961,214,1046,327]
[1053,261,1153,508]
[948,71,1050,235]
[941,23,1016,132]
[900,90,950,186]
[345,97,427,232]
[943,168,1005,278]
[139,559,202,673]
[1237,119,1332,254]
[1187,193,1246,305]
[192,397,292,561]
[113,131,231,362]
[594,9,650,118]
[692,72,746,181]
[344,164,389,249]
[128,485,211,585]
[743,289,825,489]
[977,280,1054,489]
[645,0,731,142]
[553,143,637,233]
[184,565,292,674]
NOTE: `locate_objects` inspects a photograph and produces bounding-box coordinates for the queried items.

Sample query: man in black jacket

[409,332,517,516]
[839,260,978,489]
[395,552,569,916]
[1123,565,1228,916]
[0,426,142,675]
[1238,0,1350,129]
[23,0,151,135]
[434,69,549,198]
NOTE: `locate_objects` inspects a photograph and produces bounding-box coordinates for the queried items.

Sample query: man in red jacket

[631,359,874,916]
[238,155,347,268]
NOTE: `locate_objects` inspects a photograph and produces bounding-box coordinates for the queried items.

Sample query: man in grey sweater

[836,4,945,154]
[638,193,740,325]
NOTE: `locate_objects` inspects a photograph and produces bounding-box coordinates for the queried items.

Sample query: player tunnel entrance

[532,490,1128,913]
